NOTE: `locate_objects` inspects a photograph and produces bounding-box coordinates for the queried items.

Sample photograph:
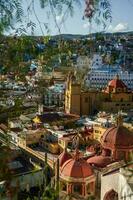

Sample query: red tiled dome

[108,78,127,89]
[87,155,113,168]
[59,150,72,167]
[104,75,128,93]
[61,158,93,179]
[101,126,133,150]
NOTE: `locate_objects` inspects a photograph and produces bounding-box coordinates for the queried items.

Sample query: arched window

[104,189,118,200]
[61,182,67,192]
[87,183,91,195]
[120,98,123,102]
[73,184,82,195]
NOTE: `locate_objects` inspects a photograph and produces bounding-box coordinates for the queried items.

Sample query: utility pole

[42,152,48,196]
[55,158,60,199]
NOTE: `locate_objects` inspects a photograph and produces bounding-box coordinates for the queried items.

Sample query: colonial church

[65,72,133,116]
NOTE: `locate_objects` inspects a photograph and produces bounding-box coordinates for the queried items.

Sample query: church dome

[108,78,127,89]
[60,150,93,179]
[100,126,133,151]
[104,75,128,93]
[61,159,93,179]
[87,155,113,168]
[59,149,72,167]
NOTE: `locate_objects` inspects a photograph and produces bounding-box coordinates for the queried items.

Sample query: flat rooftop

[36,112,79,124]
[0,145,34,181]
[8,156,34,175]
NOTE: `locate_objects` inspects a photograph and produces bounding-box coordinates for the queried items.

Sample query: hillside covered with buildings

[0,25,133,200]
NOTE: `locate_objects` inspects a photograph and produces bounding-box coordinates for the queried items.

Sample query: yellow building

[93,123,107,142]
[65,73,133,116]
[58,136,70,150]
[65,73,81,115]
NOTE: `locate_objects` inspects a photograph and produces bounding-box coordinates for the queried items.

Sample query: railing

[19,145,54,168]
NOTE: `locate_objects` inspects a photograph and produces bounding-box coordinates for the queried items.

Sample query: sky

[10,0,133,36]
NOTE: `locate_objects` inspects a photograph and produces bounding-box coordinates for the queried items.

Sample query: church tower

[65,72,81,115]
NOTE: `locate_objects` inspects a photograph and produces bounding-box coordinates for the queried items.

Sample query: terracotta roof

[101,126,133,150]
[87,155,113,168]
[108,78,127,89]
[61,157,93,179]
[59,150,72,167]
[104,75,128,93]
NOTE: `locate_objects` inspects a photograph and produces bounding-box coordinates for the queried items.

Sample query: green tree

[0,0,23,34]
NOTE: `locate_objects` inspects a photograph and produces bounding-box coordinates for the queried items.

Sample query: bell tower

[65,72,81,115]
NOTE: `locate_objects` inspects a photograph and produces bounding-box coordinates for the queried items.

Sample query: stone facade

[65,74,133,116]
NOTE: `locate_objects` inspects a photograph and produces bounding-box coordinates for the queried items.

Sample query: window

[62,182,67,191]
[87,183,91,194]
[104,189,118,200]
[85,97,88,103]
[117,88,121,92]
[73,184,82,195]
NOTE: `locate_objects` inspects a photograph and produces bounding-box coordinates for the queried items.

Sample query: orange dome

[87,155,113,168]
[61,158,93,179]
[101,126,133,150]
[104,75,128,93]
[59,150,72,167]
[108,78,127,89]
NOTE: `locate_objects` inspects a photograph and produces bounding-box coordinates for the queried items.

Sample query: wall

[58,138,67,150]
[93,125,107,141]
[101,171,119,200]
[111,93,132,102]
[81,92,102,116]
[119,168,133,200]
[68,84,81,115]
[101,102,133,113]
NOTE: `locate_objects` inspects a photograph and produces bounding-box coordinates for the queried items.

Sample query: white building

[101,164,133,200]
[44,83,65,108]
[90,54,103,70]
[76,56,90,70]
[85,54,133,89]
[119,167,133,200]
